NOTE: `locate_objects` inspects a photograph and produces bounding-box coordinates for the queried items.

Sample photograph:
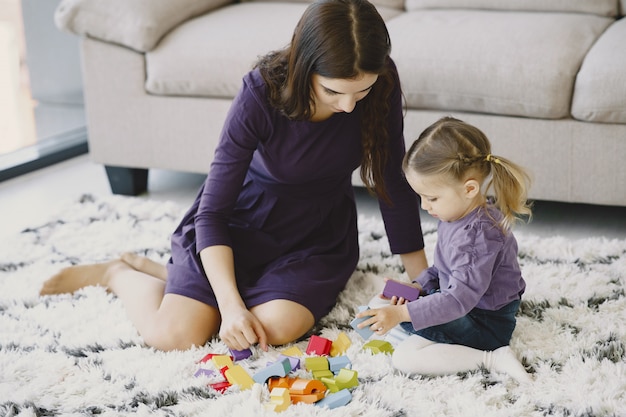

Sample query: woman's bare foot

[40,261,121,295]
[121,252,168,281]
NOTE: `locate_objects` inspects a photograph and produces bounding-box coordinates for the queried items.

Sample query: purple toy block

[194,368,216,378]
[382,280,420,301]
[229,348,253,361]
[277,354,301,371]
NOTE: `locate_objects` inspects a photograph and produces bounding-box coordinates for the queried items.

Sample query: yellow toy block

[211,355,234,369]
[362,339,394,355]
[304,356,329,372]
[281,346,304,357]
[330,332,352,357]
[225,365,255,390]
[265,387,291,412]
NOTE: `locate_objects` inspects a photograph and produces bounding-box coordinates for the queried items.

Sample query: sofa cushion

[571,19,626,124]
[145,2,402,98]
[245,0,406,11]
[55,0,232,53]
[405,0,619,17]
[388,10,613,119]
[146,3,307,98]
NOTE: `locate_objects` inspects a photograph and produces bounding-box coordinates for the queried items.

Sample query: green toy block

[363,339,394,354]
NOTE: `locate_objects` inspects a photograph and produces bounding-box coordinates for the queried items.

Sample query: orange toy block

[289,378,327,404]
[265,387,291,412]
[268,376,294,391]
[306,335,332,356]
[289,378,327,396]
[330,332,352,357]
[225,365,255,390]
[291,392,326,404]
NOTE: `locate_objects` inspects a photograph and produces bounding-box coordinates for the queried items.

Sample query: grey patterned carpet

[1,194,624,416]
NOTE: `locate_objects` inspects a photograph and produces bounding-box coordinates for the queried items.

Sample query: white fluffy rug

[1,194,625,416]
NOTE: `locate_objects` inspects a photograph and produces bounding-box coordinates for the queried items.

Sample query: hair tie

[485,154,501,165]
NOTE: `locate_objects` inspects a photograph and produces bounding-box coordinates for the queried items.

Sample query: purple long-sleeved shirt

[406,205,526,330]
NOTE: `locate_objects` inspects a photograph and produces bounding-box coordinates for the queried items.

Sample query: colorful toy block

[306,335,332,356]
[265,387,291,412]
[268,376,293,391]
[198,353,233,363]
[350,305,374,340]
[277,354,300,371]
[382,279,420,301]
[290,391,327,404]
[225,365,255,390]
[289,378,327,395]
[211,354,234,369]
[280,346,304,357]
[253,357,291,384]
[334,368,358,390]
[194,368,216,378]
[321,368,358,393]
[229,348,253,361]
[315,388,352,409]
[363,339,394,355]
[328,356,351,373]
[312,369,334,380]
[330,332,352,357]
[304,356,329,372]
[209,381,232,393]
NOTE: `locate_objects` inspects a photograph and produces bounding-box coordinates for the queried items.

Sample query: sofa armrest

[55,0,233,52]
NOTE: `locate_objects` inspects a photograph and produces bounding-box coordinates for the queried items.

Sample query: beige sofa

[55,0,626,206]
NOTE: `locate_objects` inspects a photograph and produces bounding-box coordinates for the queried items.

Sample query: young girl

[40,0,427,352]
[357,116,533,382]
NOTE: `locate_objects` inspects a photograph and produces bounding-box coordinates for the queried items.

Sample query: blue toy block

[315,388,352,409]
[350,305,374,340]
[277,354,301,371]
[382,280,420,301]
[253,357,291,384]
[328,356,351,373]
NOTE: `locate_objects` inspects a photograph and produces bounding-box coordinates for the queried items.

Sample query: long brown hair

[255,0,394,199]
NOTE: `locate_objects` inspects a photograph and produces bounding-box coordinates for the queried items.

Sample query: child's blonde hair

[403,117,532,230]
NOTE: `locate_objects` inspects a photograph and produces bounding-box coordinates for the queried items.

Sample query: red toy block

[306,335,332,356]
[209,381,231,393]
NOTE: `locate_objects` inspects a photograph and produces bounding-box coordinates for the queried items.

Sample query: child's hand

[355,304,409,336]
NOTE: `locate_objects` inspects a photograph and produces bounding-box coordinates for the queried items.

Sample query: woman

[41,0,427,352]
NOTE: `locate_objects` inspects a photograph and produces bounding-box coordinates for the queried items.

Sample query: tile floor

[1,154,625,242]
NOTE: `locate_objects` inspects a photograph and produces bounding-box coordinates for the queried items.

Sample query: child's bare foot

[40,261,121,295]
[121,252,167,281]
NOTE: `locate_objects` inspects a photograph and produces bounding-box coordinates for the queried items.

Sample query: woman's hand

[356,303,409,336]
[218,305,268,351]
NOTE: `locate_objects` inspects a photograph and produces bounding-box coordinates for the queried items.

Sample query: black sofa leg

[104,166,149,196]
